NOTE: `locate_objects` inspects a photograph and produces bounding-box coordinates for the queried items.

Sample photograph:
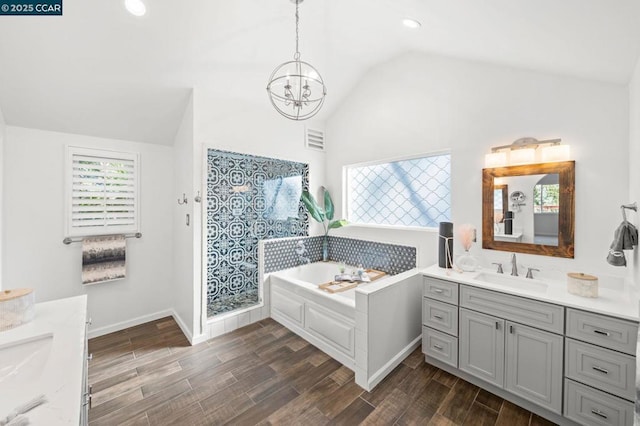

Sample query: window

[66,147,140,237]
[345,153,451,228]
[533,183,559,213]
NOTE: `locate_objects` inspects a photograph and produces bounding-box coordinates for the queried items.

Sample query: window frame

[533,183,560,214]
[342,150,452,231]
[65,146,141,238]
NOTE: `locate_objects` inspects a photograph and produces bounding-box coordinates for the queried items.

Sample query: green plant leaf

[323,188,334,221]
[328,219,348,229]
[301,191,325,223]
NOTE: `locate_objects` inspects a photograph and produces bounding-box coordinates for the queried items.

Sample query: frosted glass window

[346,153,451,228]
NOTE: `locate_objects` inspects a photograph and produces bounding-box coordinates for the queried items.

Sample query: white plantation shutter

[66,147,140,237]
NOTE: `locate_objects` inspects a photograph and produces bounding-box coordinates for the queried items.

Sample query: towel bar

[62,233,142,245]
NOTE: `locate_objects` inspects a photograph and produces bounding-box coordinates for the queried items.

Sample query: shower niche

[206,149,309,317]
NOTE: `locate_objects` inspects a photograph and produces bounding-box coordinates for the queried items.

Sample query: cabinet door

[505,322,563,414]
[459,308,505,388]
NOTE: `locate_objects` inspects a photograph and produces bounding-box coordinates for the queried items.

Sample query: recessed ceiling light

[125,0,146,16]
[402,18,421,29]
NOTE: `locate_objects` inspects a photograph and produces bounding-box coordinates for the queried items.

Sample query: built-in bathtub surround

[263,236,324,273]
[327,237,416,275]
[206,149,309,317]
[263,236,417,275]
[269,262,422,390]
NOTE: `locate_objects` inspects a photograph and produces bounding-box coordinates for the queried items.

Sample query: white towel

[82,235,126,284]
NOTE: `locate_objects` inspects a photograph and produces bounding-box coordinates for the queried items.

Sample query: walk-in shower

[205,149,309,317]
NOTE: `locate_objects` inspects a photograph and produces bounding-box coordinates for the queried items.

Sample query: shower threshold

[207,289,260,317]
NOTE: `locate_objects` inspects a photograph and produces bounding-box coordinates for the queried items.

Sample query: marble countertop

[0,295,87,425]
[421,265,639,322]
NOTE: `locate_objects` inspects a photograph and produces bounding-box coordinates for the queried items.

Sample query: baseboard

[171,309,207,345]
[87,309,174,339]
[365,335,421,390]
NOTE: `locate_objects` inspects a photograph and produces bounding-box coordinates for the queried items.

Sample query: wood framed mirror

[482,161,575,258]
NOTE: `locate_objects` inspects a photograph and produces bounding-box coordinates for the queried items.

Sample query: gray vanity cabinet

[505,322,563,414]
[459,309,563,413]
[459,308,505,387]
[423,274,638,425]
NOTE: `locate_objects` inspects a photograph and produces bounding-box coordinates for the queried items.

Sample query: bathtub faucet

[295,241,311,265]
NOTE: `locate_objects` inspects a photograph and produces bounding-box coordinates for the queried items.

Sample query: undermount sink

[0,333,53,390]
[474,272,548,293]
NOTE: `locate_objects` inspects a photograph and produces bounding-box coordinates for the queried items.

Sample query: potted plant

[301,187,348,261]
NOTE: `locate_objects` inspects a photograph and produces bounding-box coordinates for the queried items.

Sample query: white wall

[2,126,174,335]
[629,56,640,287]
[326,52,629,277]
[172,92,200,342]
[0,106,4,290]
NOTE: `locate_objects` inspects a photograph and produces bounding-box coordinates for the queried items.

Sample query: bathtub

[271,261,379,303]
[269,261,422,391]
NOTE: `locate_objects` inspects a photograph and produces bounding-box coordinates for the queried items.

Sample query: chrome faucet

[526,267,540,279]
[510,253,518,276]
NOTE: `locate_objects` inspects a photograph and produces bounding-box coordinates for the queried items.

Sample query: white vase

[457,250,478,272]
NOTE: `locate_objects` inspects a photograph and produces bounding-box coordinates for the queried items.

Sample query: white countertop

[422,265,639,322]
[0,295,87,425]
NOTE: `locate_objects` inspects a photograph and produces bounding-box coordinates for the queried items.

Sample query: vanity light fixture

[266,0,326,121]
[124,0,146,16]
[402,18,422,29]
[484,137,570,167]
[484,151,508,168]
[508,147,536,166]
[541,143,571,163]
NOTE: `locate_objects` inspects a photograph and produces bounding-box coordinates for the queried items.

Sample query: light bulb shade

[509,148,535,165]
[267,60,326,121]
[541,144,570,162]
[485,152,508,168]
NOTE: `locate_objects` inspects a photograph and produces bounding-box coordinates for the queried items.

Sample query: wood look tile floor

[88,317,556,426]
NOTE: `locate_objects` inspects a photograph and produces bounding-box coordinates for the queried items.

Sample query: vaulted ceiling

[1,0,639,145]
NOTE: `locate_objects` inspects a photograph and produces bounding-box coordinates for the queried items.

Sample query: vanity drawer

[566,309,638,355]
[460,285,564,334]
[565,339,635,401]
[422,298,458,336]
[564,379,634,426]
[422,326,458,368]
[423,277,459,305]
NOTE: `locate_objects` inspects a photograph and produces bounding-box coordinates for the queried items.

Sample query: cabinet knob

[87,353,93,362]
[593,329,610,337]
[433,344,444,350]
[433,314,444,320]
[433,288,444,294]
[495,322,500,330]
[509,325,514,334]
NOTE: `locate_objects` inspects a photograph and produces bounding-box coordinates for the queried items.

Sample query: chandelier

[266,0,326,121]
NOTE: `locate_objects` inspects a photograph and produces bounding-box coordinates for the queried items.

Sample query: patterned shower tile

[206,149,309,314]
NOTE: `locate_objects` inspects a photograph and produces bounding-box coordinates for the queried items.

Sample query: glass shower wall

[206,149,309,317]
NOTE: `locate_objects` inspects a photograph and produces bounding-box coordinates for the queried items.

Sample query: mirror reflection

[493,174,559,246]
[482,161,574,258]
